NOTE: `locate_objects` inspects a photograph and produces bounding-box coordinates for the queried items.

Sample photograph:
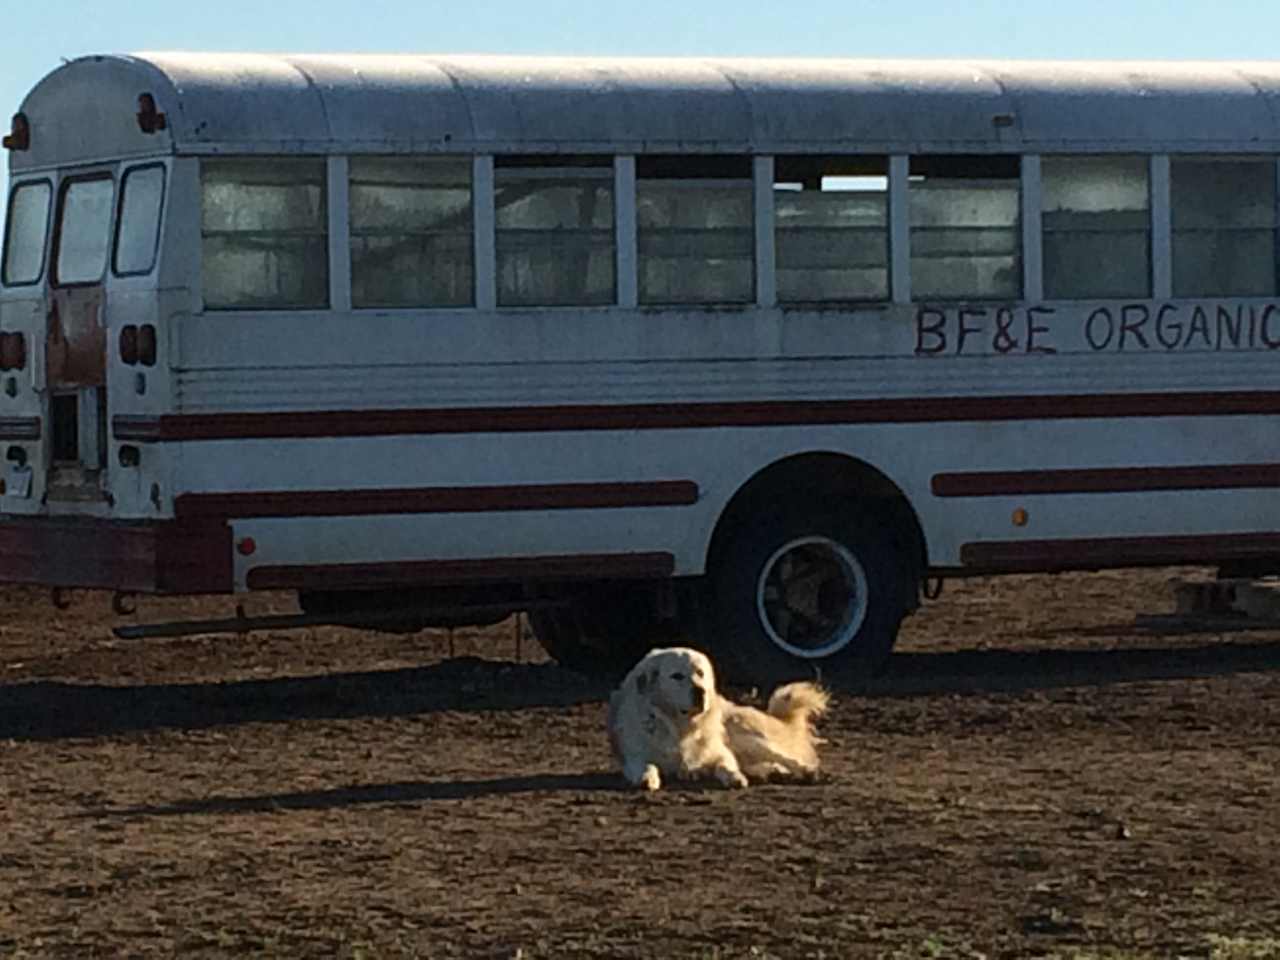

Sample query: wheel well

[707,452,928,605]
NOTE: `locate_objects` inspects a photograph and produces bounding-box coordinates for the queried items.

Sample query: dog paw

[641,765,662,792]
[716,767,749,789]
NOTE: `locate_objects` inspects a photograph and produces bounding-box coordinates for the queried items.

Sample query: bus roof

[11,53,1280,170]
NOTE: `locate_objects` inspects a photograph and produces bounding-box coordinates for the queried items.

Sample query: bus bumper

[0,516,232,593]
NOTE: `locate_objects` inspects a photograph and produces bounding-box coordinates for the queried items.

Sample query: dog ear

[636,667,659,694]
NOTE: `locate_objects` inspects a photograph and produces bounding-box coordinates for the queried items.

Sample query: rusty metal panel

[46,288,105,388]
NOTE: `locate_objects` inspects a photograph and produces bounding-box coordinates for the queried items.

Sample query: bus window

[114,165,166,276]
[201,158,328,310]
[1172,158,1277,298]
[54,175,114,286]
[636,155,754,305]
[350,157,472,308]
[495,157,615,307]
[774,156,888,303]
[1042,156,1150,299]
[2,180,51,286]
[909,155,1020,301]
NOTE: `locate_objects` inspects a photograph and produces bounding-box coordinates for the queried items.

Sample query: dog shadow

[80,768,829,820]
[83,772,631,820]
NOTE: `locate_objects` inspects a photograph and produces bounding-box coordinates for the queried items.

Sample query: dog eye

[670,672,686,681]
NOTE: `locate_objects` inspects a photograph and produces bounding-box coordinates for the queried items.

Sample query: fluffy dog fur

[607,646,830,791]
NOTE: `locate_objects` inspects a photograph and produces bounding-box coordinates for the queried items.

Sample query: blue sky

[4,0,1280,224]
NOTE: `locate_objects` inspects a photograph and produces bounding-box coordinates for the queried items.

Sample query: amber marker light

[1012,507,1029,527]
[136,94,166,134]
[3,113,30,151]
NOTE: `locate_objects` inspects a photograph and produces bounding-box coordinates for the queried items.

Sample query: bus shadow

[5,638,1280,742]
[0,656,611,743]
[858,635,1280,696]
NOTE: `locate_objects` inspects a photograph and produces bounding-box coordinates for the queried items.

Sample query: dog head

[630,647,718,720]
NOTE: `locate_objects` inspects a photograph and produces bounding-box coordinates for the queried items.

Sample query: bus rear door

[45,173,113,503]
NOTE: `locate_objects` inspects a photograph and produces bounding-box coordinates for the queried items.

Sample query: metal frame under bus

[1,53,1279,685]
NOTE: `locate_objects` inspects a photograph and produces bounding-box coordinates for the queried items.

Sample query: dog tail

[766,682,830,726]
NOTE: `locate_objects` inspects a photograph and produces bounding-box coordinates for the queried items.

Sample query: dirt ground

[1,567,1278,959]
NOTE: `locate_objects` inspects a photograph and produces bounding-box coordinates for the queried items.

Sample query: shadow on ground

[5,634,1280,742]
[869,636,1280,696]
[0,656,609,742]
[85,771,632,820]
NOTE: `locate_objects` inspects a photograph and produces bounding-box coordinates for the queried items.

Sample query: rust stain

[47,288,106,388]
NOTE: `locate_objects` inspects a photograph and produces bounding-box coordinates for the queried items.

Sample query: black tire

[706,505,912,689]
[528,585,676,680]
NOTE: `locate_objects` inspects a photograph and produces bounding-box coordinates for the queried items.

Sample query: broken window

[774,157,889,303]
[909,155,1020,300]
[637,156,754,305]
[1172,158,1276,297]
[1042,156,1150,299]
[201,158,328,310]
[495,157,615,307]
[350,157,472,308]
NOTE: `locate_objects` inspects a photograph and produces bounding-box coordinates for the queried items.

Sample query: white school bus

[1,54,1279,685]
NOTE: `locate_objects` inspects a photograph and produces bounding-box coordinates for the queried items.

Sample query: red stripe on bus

[112,389,1280,442]
[933,464,1280,497]
[959,532,1280,572]
[175,480,699,519]
[245,552,677,591]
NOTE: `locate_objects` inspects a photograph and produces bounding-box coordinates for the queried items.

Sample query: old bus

[1,54,1279,685]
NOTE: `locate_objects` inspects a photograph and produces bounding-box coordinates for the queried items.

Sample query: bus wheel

[528,586,671,680]
[707,506,909,688]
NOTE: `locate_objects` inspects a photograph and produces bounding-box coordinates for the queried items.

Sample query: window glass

[114,165,166,276]
[496,158,614,306]
[201,158,327,310]
[775,157,888,302]
[2,181,51,286]
[350,157,472,308]
[910,156,1020,300]
[55,177,114,285]
[1172,159,1276,297]
[1042,156,1149,299]
[637,156,753,305]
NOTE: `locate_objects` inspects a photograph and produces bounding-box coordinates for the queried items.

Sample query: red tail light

[0,332,26,370]
[119,325,139,365]
[138,324,157,366]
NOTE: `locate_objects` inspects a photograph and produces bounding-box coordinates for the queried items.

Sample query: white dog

[606,646,830,791]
